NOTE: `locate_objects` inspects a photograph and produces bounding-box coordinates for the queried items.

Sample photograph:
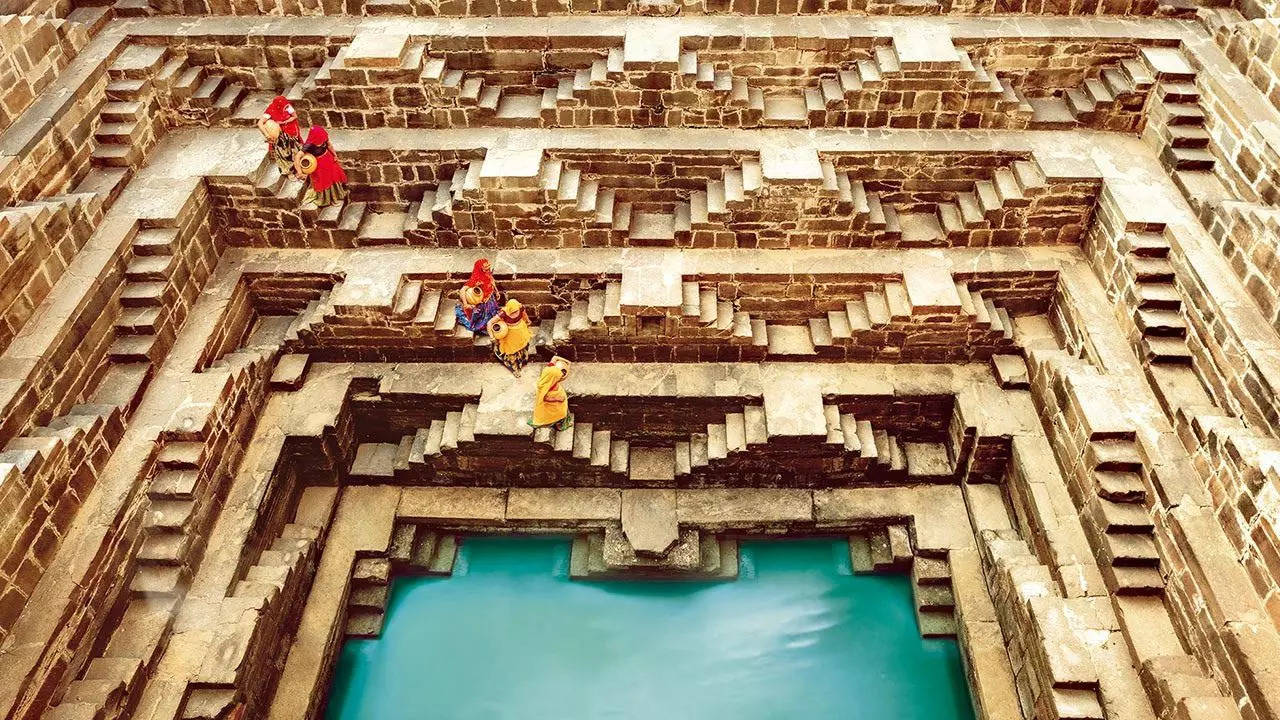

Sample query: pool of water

[326,537,975,720]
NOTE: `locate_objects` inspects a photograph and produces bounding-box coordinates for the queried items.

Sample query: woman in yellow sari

[530,356,572,431]
[487,300,533,376]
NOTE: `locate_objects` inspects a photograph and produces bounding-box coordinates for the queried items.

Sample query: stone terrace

[3,4,1280,720]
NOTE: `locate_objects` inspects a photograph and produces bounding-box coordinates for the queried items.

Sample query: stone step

[149,469,199,500]
[115,306,161,335]
[1092,496,1155,533]
[744,405,767,445]
[119,281,166,307]
[1142,336,1193,365]
[91,143,139,168]
[904,442,951,476]
[1123,232,1170,258]
[1110,565,1165,595]
[724,412,747,453]
[190,73,227,108]
[1167,124,1210,149]
[839,413,861,452]
[1131,256,1176,282]
[1136,308,1187,337]
[856,421,877,459]
[107,334,156,363]
[823,404,843,444]
[1104,532,1161,567]
[863,291,890,325]
[628,447,676,483]
[1094,470,1148,503]
[106,78,149,101]
[1135,282,1180,310]
[96,122,137,143]
[125,253,175,281]
[130,565,180,597]
[349,442,397,478]
[137,530,186,565]
[767,325,816,356]
[609,439,629,474]
[143,499,194,533]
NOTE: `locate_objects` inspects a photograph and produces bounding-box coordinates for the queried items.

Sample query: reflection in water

[327,537,976,720]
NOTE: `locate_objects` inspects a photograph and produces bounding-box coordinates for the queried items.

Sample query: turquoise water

[326,537,975,720]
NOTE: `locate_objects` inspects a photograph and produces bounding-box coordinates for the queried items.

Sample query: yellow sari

[532,357,571,428]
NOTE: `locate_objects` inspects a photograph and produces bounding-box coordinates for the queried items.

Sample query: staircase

[131,441,203,598]
[92,44,250,176]
[250,157,369,235]
[1059,54,1154,128]
[533,402,947,481]
[110,226,180,366]
[570,529,738,579]
[91,45,167,171]
[232,522,323,602]
[680,281,757,345]
[1083,438,1163,595]
[911,554,957,636]
[384,275,624,354]
[403,160,481,235]
[347,525,458,637]
[1145,56,1215,176]
[1120,231,1192,365]
[0,193,106,350]
[348,405,480,481]
[750,45,1011,127]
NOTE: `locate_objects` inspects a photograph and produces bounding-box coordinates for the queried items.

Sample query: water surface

[327,537,974,720]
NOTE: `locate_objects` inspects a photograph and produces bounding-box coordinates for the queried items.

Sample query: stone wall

[0,194,104,353]
[0,183,213,444]
[208,149,1099,250]
[147,33,1167,132]
[0,64,106,208]
[144,0,1158,15]
[0,15,87,133]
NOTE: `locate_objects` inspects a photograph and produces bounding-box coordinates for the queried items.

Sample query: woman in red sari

[454,258,503,332]
[257,96,301,177]
[295,126,350,209]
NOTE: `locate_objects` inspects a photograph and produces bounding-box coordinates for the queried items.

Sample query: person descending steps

[295,125,350,209]
[257,96,302,178]
[529,356,572,431]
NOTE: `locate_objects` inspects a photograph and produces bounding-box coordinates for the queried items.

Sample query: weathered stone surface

[621,489,678,556]
[7,12,1280,720]
[398,487,506,522]
[676,489,812,526]
[506,488,621,520]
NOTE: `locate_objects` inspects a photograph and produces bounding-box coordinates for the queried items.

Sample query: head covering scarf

[465,259,497,301]
[304,125,330,150]
[491,299,531,356]
[264,96,299,137]
[532,356,571,427]
[499,299,526,323]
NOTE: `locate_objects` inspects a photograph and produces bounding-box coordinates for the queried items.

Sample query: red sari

[454,259,502,331]
[300,126,349,208]
[262,96,301,175]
